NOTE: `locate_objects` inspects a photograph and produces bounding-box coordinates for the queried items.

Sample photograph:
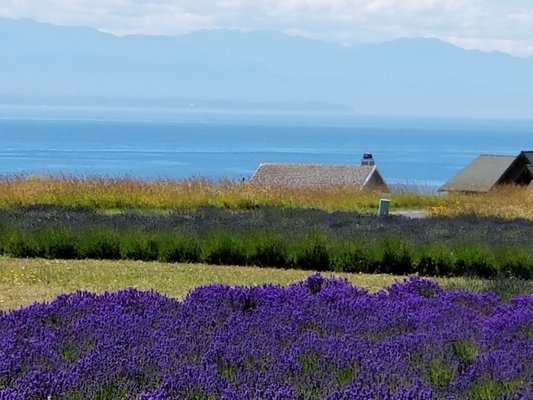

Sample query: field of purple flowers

[0,275,531,399]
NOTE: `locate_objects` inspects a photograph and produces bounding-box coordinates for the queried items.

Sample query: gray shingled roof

[439,155,516,193]
[250,163,383,188]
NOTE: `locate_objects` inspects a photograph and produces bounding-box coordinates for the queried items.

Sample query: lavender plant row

[0,276,531,399]
[2,205,533,248]
[1,206,533,278]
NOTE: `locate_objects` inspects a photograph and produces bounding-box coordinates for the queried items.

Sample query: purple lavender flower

[0,275,531,399]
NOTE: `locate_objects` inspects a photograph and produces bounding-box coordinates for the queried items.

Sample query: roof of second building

[250,163,380,187]
[439,155,516,193]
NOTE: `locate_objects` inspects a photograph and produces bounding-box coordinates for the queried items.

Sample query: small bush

[377,238,415,275]
[294,234,331,271]
[158,234,201,263]
[36,226,78,259]
[247,233,289,268]
[330,241,370,273]
[0,222,8,255]
[203,233,247,266]
[495,248,533,280]
[454,244,497,278]
[78,228,121,260]
[4,229,43,258]
[120,232,159,261]
[416,245,456,277]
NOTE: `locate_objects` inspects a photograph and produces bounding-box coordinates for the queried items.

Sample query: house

[439,151,533,193]
[250,154,388,190]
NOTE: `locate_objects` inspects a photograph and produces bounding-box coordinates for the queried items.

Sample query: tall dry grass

[0,175,531,218]
[0,174,440,212]
[434,185,533,220]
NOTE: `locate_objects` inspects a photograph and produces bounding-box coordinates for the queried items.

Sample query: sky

[1,0,533,57]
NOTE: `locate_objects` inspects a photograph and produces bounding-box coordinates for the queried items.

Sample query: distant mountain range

[1,17,533,118]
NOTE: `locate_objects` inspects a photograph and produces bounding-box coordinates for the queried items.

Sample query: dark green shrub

[377,238,414,275]
[504,261,533,280]
[247,233,289,268]
[330,241,370,273]
[158,234,201,263]
[416,256,438,276]
[294,234,331,271]
[454,245,497,278]
[203,233,247,266]
[495,248,533,280]
[4,229,42,258]
[416,245,456,277]
[0,222,8,255]
[37,226,79,259]
[78,228,121,260]
[120,232,159,261]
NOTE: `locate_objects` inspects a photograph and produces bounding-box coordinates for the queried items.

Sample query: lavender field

[3,205,533,247]
[2,205,533,278]
[0,275,531,399]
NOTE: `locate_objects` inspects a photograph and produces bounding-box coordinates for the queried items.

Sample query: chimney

[361,153,375,166]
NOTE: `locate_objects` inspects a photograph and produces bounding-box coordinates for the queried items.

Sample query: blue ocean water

[0,106,532,188]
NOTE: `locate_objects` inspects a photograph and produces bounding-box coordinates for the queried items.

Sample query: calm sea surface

[1,107,532,188]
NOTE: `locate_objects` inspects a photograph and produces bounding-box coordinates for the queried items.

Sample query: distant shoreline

[2,104,533,125]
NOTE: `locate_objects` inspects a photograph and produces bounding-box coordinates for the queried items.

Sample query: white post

[378,199,390,217]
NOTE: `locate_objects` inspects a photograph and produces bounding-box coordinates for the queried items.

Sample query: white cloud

[1,0,533,56]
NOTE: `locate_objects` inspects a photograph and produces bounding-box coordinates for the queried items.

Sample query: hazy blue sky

[1,0,532,57]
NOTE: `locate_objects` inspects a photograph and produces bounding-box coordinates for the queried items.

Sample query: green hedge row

[0,225,532,279]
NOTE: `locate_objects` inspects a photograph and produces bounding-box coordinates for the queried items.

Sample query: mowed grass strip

[1,257,531,311]
[0,258,394,311]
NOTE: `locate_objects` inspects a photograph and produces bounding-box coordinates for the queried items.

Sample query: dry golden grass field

[0,175,532,219]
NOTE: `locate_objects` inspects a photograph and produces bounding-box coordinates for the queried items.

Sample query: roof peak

[477,154,515,158]
[258,162,375,168]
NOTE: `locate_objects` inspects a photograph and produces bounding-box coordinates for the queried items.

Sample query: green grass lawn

[1,257,531,311]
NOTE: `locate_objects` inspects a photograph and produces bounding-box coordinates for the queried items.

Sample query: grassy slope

[1,258,531,311]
